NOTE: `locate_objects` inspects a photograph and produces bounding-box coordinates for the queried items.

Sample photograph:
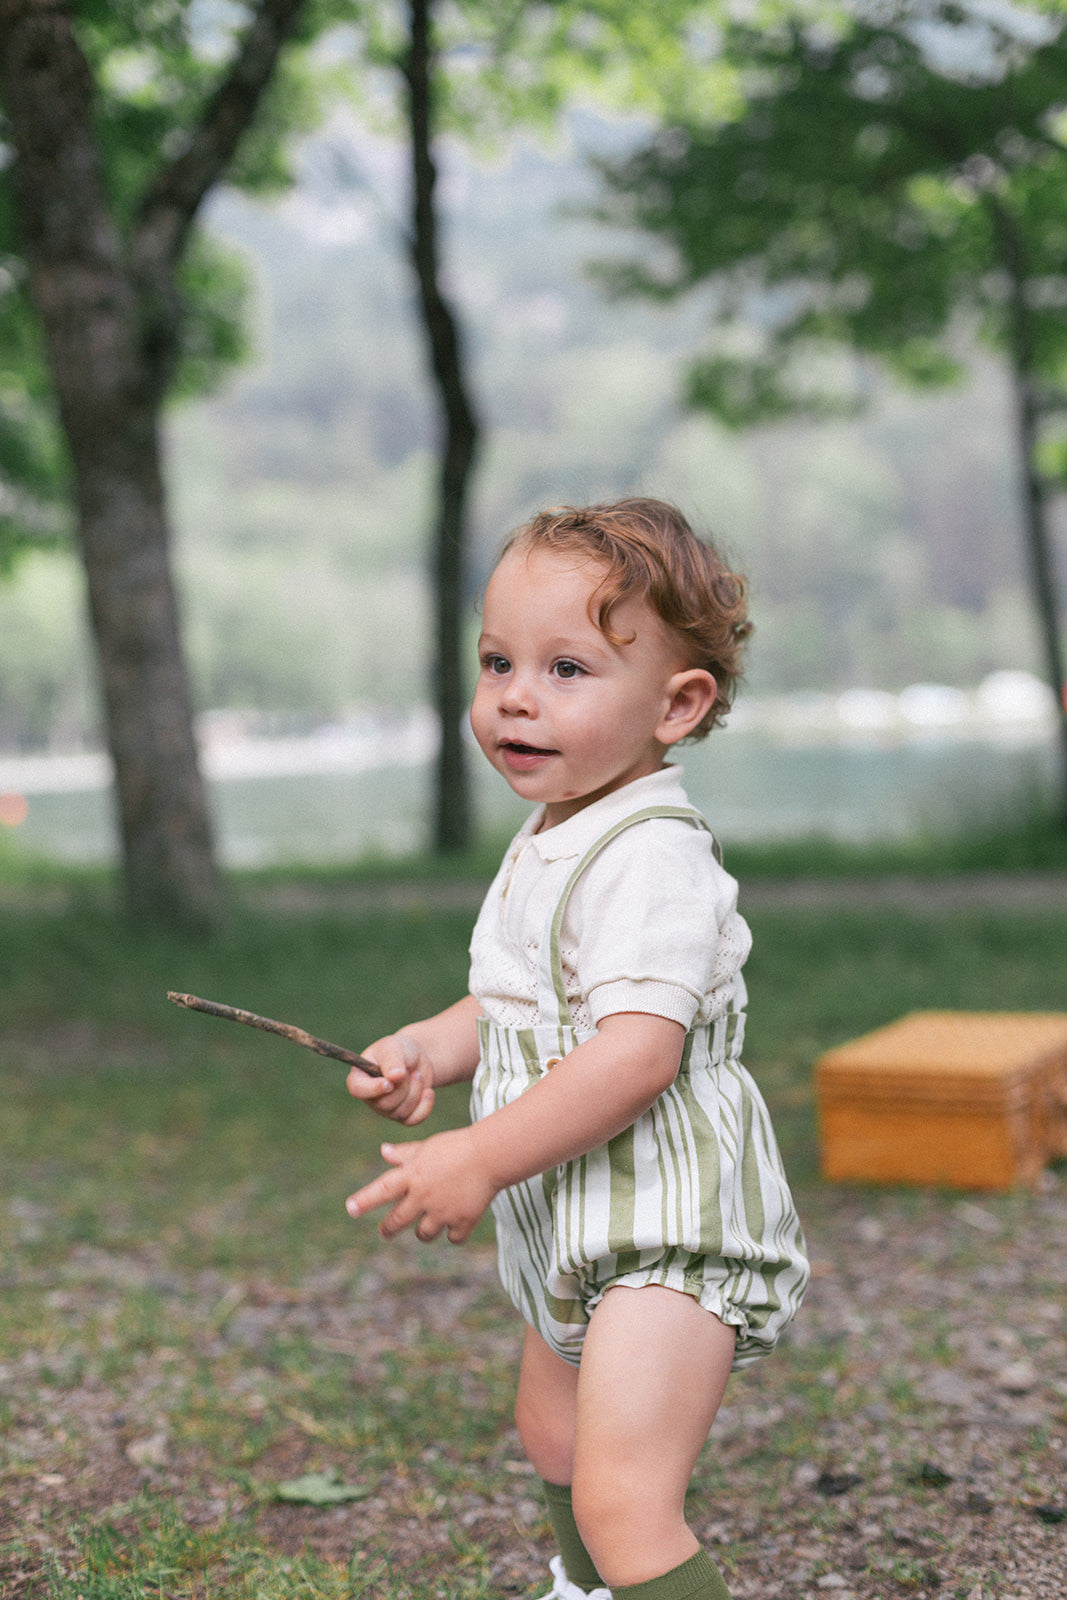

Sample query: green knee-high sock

[541,1479,603,1589]
[609,1548,731,1600]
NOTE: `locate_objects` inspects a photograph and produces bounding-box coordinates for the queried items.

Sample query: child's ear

[658,669,717,746]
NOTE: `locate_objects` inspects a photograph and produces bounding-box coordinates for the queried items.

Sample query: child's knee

[571,1467,632,1554]
[572,1460,683,1562]
[514,1388,574,1483]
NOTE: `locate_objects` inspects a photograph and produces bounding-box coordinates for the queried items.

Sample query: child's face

[471,545,712,829]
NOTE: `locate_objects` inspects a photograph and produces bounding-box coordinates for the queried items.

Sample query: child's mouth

[500,740,554,770]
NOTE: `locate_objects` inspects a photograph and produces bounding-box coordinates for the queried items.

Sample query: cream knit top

[468,766,751,1037]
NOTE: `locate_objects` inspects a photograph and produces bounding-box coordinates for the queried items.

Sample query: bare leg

[571,1286,735,1588]
[514,1323,581,1484]
[515,1327,608,1588]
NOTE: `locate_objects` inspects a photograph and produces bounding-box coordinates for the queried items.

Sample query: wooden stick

[167,991,382,1077]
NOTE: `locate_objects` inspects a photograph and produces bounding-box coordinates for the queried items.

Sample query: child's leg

[571,1285,735,1591]
[515,1323,580,1483]
[515,1325,604,1589]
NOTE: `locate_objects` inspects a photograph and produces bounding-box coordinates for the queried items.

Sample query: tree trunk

[993,198,1067,827]
[75,420,220,924]
[0,0,220,923]
[404,0,480,854]
[0,0,309,919]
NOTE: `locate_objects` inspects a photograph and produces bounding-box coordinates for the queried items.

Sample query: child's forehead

[495,541,606,582]
[483,543,674,649]
[490,544,600,597]
[484,544,599,607]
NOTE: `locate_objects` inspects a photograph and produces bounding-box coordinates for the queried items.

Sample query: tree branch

[134,0,310,273]
[167,991,382,1076]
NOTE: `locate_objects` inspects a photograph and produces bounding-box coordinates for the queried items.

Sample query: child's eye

[482,654,510,675]
[552,659,584,680]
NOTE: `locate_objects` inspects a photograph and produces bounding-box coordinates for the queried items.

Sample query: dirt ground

[2,871,1065,1597]
[2,1169,1064,1599]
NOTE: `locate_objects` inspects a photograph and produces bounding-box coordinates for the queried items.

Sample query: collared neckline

[524,764,692,862]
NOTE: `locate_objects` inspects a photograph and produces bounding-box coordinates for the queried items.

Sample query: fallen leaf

[275,1468,370,1505]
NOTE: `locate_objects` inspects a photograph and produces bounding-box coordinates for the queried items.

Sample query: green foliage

[593,1,1067,428]
[74,0,355,210]
[0,550,94,746]
[0,0,365,565]
[726,801,1067,878]
[275,1467,370,1502]
[170,230,253,400]
[336,0,747,149]
[0,265,72,569]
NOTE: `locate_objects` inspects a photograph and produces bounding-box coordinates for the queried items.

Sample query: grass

[725,799,1067,878]
[2,829,1066,1597]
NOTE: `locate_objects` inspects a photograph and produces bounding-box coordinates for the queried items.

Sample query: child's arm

[347,1011,685,1240]
[346,992,483,1127]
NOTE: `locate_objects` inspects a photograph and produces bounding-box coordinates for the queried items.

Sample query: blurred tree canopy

[593,0,1067,818]
[0,0,746,901]
[0,0,341,566]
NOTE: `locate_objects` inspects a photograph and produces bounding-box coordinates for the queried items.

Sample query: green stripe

[606,1125,636,1252]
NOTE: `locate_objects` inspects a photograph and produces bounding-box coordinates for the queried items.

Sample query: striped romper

[469,785,809,1371]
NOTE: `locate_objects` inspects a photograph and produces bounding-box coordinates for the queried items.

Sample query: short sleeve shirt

[469,766,751,1035]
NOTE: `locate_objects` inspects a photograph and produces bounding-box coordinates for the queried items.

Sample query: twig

[166,991,382,1076]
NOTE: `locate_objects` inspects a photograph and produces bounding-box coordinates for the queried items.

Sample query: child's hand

[347,1032,435,1126]
[345,1128,495,1244]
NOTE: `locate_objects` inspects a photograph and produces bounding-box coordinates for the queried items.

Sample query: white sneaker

[537,1554,612,1600]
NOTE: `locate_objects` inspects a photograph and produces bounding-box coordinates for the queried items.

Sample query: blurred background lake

[1,673,1056,867]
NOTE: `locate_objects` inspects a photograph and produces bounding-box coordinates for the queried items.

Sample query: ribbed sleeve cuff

[588,979,698,1028]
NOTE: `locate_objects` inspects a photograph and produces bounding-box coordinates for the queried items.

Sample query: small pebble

[996,1358,1038,1394]
[125,1430,169,1468]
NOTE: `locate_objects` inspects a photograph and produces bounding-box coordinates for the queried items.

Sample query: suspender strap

[537,805,719,1028]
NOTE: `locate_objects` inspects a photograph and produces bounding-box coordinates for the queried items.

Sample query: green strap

[545,805,719,1027]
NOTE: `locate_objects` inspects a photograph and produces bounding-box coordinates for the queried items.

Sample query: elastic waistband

[477,1012,747,1070]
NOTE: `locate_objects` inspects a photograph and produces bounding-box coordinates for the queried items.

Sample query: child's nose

[499,671,536,714]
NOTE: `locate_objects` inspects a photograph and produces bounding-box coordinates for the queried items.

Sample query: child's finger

[351,1178,429,1241]
[345,1064,395,1101]
[345,1171,400,1218]
[344,1143,414,1217]
[399,1083,436,1126]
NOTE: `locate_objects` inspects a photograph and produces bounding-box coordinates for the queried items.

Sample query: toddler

[346,498,809,1600]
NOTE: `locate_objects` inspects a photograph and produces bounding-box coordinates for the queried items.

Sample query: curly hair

[502,497,751,738]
